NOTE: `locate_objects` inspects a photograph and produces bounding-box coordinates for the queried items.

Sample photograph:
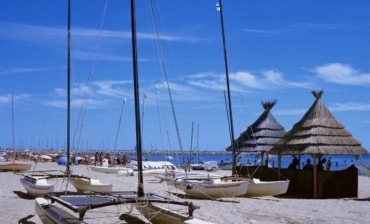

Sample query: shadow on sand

[166,191,240,203]
[13,191,33,200]
[119,213,146,224]
[18,214,36,224]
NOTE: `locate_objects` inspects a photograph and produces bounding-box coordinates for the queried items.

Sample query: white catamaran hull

[245,178,290,197]
[90,165,131,174]
[20,176,55,198]
[172,177,248,199]
[35,197,87,224]
[134,202,215,224]
[161,171,222,182]
[70,177,113,193]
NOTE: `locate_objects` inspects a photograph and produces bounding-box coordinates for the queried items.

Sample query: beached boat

[21,0,112,197]
[153,170,221,182]
[246,178,289,197]
[91,165,130,174]
[35,197,87,224]
[20,175,55,197]
[69,176,113,193]
[170,175,248,199]
[164,1,250,200]
[19,169,112,197]
[0,95,33,172]
[127,160,179,176]
[220,176,289,197]
[90,158,133,174]
[0,163,32,172]
[35,1,212,223]
[135,202,215,224]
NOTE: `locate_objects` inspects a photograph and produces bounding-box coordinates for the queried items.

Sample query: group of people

[93,152,126,166]
[288,157,332,171]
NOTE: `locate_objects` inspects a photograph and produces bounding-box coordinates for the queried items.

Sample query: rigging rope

[72,0,109,151]
[147,0,184,156]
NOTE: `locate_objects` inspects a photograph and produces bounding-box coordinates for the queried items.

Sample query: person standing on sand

[94,152,99,166]
[326,157,332,171]
[99,152,103,166]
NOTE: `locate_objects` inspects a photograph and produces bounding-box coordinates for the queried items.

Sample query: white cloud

[241,28,281,34]
[292,23,345,30]
[314,63,370,85]
[329,102,370,112]
[0,93,31,105]
[187,70,313,92]
[0,67,61,76]
[0,22,203,45]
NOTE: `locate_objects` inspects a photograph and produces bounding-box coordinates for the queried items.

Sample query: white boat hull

[70,177,113,193]
[0,163,32,172]
[20,175,55,198]
[90,165,130,174]
[244,178,290,197]
[134,202,215,224]
[173,177,248,199]
[153,171,220,182]
[35,197,86,224]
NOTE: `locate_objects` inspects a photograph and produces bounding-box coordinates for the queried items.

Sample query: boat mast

[189,121,194,172]
[130,0,144,197]
[113,98,127,151]
[12,92,15,162]
[66,0,71,174]
[217,0,237,175]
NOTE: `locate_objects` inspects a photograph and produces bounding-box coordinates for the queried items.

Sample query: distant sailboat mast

[12,92,15,162]
[217,0,237,174]
[66,0,71,174]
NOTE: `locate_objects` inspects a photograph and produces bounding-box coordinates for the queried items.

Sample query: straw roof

[268,90,368,156]
[226,100,286,153]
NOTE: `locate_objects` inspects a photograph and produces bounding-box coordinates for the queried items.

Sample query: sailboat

[35,1,213,223]
[217,1,289,198]
[168,0,249,200]
[0,93,32,172]
[20,0,112,197]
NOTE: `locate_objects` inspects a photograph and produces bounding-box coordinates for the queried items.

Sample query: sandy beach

[1,161,370,224]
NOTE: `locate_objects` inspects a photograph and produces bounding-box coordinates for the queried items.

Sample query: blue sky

[1,0,370,153]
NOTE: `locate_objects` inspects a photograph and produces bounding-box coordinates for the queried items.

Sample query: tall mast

[66,0,71,174]
[217,0,237,174]
[12,92,15,162]
[130,0,144,197]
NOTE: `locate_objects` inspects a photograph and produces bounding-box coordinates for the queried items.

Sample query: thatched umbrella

[268,90,368,198]
[226,100,286,164]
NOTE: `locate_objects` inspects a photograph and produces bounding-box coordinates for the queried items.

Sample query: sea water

[141,153,370,172]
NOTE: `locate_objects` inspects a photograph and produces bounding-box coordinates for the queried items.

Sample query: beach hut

[226,100,286,163]
[268,90,368,198]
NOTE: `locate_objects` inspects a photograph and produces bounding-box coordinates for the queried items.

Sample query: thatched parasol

[268,90,368,198]
[226,100,286,157]
[269,90,368,156]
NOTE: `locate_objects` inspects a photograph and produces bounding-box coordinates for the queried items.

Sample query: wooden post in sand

[278,154,282,180]
[313,154,317,199]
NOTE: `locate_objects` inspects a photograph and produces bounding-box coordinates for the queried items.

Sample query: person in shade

[288,158,299,170]
[303,158,313,171]
[326,157,332,171]
[317,158,326,171]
